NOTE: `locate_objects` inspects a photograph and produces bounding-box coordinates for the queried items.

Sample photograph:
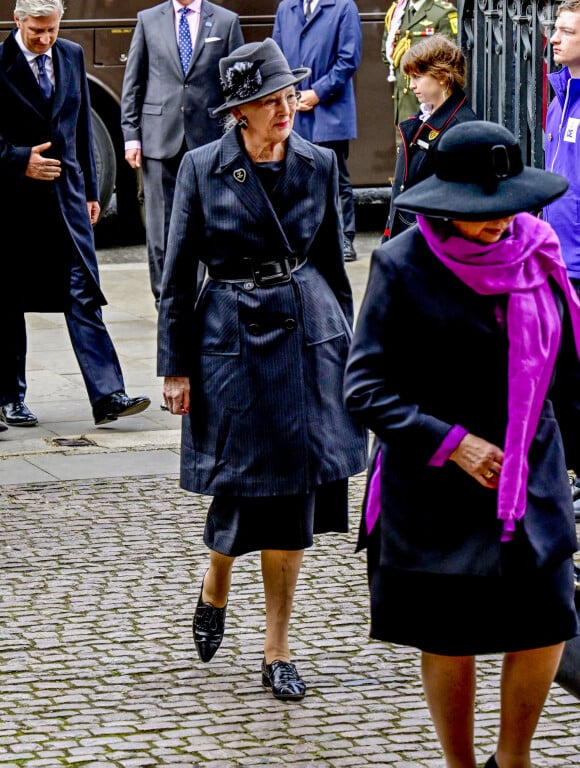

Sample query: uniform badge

[428,129,440,140]
[233,168,247,183]
[449,11,458,35]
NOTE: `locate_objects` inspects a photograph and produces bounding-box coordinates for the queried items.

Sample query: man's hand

[125,147,142,169]
[25,142,61,180]
[297,89,320,111]
[87,201,101,225]
[449,432,504,488]
[163,376,190,415]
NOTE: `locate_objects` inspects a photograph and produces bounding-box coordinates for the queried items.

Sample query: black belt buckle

[252,258,293,287]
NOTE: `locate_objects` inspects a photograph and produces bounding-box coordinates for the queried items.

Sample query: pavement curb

[0,428,181,459]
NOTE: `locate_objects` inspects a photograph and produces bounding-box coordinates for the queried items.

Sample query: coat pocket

[295,270,347,346]
[197,282,240,355]
[142,103,163,115]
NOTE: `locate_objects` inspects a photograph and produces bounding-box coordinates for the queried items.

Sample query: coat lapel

[160,1,183,78]
[0,32,47,118]
[217,130,316,253]
[189,3,214,72]
[51,42,72,117]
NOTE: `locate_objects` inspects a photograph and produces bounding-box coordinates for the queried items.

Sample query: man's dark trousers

[7,251,125,406]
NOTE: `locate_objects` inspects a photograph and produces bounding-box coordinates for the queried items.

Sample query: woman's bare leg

[494,643,564,768]
[421,652,477,768]
[261,549,304,663]
[201,549,235,607]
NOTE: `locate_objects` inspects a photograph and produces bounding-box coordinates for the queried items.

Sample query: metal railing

[459,0,560,167]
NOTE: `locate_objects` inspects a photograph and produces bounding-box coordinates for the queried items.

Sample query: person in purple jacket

[273,0,361,261]
[544,0,580,294]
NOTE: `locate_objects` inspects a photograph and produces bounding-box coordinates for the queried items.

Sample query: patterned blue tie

[36,54,53,100]
[178,7,193,75]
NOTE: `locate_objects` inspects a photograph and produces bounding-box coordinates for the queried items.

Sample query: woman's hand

[163,376,190,415]
[449,432,504,488]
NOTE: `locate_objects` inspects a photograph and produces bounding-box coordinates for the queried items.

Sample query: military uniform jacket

[157,128,368,496]
[382,0,458,126]
[345,227,580,576]
[0,32,104,311]
[388,88,476,237]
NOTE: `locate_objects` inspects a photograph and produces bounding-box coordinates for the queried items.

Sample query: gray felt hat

[212,38,310,116]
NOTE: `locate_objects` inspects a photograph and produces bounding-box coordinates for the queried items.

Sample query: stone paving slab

[1,474,578,767]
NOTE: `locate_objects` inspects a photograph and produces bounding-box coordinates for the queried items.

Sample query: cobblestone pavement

[1,474,579,768]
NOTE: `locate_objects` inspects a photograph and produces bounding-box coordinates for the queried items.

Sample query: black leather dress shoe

[261,657,306,701]
[192,586,227,663]
[1,402,38,427]
[92,392,151,425]
[343,239,357,262]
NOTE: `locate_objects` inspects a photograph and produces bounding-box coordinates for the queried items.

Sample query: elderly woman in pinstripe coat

[157,38,367,701]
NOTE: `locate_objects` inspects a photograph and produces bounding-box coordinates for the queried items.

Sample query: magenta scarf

[417,213,580,541]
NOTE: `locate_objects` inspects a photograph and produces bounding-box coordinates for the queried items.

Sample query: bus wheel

[91,108,116,217]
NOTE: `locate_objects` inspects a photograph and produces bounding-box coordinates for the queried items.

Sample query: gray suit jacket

[121,0,243,160]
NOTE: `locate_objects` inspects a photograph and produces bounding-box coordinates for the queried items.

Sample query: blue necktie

[178,7,193,75]
[36,54,53,100]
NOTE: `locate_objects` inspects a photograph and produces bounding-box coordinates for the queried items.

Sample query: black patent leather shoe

[92,392,151,425]
[1,401,38,427]
[192,587,227,663]
[261,657,306,701]
[484,756,499,768]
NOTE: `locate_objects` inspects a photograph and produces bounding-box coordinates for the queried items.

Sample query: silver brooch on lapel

[233,168,247,183]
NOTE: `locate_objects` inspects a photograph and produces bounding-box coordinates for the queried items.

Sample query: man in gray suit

[121,0,243,306]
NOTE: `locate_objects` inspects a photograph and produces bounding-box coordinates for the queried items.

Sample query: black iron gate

[459,0,560,167]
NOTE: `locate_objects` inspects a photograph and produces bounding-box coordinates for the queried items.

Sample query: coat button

[284,318,297,330]
[248,322,261,335]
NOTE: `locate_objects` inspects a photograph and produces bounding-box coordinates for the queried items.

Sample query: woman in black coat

[157,38,367,701]
[345,122,579,768]
[384,34,477,241]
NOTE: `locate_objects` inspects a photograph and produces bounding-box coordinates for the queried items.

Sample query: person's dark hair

[401,34,466,92]
[556,0,580,14]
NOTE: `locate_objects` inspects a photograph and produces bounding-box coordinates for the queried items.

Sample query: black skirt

[367,526,578,656]
[203,479,349,557]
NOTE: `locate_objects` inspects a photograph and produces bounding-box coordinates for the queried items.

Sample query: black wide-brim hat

[395,121,568,221]
[212,38,310,116]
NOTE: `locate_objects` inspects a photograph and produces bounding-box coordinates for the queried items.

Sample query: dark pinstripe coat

[157,128,368,496]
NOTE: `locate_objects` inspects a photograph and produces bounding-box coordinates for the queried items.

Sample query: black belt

[208,257,306,288]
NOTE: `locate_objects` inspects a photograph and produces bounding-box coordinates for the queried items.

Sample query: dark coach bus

[0,0,394,233]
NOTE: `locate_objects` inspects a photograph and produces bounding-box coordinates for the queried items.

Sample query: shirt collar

[173,0,202,13]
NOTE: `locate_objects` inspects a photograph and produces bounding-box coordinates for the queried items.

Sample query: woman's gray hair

[14,0,64,21]
[222,114,237,133]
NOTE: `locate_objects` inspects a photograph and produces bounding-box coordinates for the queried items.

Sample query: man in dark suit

[0,0,151,430]
[121,0,243,307]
